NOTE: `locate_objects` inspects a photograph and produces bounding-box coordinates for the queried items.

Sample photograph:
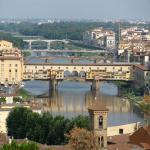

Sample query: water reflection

[24,81,144,126]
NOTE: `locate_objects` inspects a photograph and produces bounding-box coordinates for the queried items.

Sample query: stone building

[83,27,116,49]
[88,101,108,150]
[0,40,24,85]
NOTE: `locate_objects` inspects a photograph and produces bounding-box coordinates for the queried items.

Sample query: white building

[83,27,116,49]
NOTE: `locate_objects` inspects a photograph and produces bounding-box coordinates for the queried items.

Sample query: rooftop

[88,101,108,111]
[135,64,150,71]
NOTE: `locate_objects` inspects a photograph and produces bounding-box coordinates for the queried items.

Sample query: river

[23,55,144,127]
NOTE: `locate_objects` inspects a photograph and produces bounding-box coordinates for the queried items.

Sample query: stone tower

[88,101,108,150]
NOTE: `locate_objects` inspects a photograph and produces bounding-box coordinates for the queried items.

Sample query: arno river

[23,55,144,127]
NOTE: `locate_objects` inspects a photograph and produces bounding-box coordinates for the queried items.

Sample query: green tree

[7,107,90,145]
[0,97,6,104]
[7,107,32,139]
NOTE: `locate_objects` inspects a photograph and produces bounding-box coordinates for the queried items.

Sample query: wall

[107,122,140,136]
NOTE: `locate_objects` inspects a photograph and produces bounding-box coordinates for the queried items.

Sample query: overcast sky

[0,0,150,20]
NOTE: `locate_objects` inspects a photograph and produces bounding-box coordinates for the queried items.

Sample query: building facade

[0,40,24,85]
[83,27,116,49]
[133,56,150,88]
[88,102,108,150]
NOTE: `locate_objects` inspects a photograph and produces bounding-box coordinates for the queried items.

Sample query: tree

[125,93,150,125]
[0,97,6,104]
[6,107,32,139]
[6,107,90,145]
[67,128,98,150]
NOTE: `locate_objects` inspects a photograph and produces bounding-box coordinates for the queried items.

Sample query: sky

[0,0,150,20]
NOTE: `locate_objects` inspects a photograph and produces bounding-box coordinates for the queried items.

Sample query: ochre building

[0,40,24,85]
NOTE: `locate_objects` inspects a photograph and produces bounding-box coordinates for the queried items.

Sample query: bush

[0,140,39,150]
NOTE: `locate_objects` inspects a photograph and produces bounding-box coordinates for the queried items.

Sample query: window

[101,136,104,148]
[119,129,123,134]
[98,137,100,145]
[99,116,103,128]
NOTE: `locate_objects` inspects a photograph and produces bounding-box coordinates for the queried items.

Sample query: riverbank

[18,88,32,100]
[114,81,144,98]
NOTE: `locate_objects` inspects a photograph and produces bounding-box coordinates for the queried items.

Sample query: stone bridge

[24,63,133,91]
[23,39,69,50]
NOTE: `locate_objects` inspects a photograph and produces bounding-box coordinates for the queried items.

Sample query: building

[83,27,116,49]
[121,27,150,41]
[0,40,24,85]
[130,126,150,149]
[118,27,150,56]
[133,56,150,88]
[88,101,109,150]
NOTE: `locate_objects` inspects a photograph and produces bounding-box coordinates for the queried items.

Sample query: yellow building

[0,40,24,85]
[0,40,13,50]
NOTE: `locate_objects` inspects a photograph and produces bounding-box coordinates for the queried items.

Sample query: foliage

[13,97,23,103]
[67,127,98,150]
[114,81,144,96]
[0,32,25,49]
[125,92,150,125]
[0,21,148,42]
[7,107,33,139]
[6,107,90,145]
[0,140,39,150]
[22,51,31,57]
[19,88,31,100]
[0,97,6,103]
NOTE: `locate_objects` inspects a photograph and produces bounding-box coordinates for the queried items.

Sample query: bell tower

[88,101,108,150]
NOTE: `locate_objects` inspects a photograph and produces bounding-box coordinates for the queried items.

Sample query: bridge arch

[79,71,86,77]
[64,70,72,77]
[31,40,48,49]
[72,71,79,77]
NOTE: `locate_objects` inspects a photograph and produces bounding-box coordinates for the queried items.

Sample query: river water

[23,55,144,127]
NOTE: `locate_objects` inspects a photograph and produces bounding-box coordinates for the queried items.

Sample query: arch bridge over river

[24,63,132,91]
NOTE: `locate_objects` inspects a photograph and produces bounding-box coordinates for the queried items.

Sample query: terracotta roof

[88,101,108,111]
[135,64,150,71]
[130,126,150,149]
[139,143,150,150]
[107,134,140,150]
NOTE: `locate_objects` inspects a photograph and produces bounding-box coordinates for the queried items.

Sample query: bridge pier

[91,80,100,91]
[49,79,58,96]
[29,41,32,50]
[47,41,51,50]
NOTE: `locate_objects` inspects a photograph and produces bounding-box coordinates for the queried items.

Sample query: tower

[88,101,108,150]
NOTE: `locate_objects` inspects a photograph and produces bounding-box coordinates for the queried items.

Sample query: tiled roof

[88,101,108,111]
[135,64,150,71]
[130,126,150,149]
